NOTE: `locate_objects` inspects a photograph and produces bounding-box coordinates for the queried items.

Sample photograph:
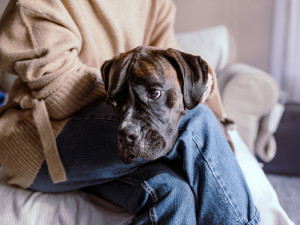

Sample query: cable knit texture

[0,0,179,188]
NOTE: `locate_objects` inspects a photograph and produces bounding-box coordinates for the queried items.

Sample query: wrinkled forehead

[129,53,177,86]
[107,48,179,98]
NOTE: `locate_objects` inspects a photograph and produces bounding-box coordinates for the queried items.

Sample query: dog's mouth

[118,144,138,164]
[118,129,168,164]
[119,151,137,164]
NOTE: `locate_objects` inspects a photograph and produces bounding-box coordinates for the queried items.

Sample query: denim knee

[119,164,197,224]
[146,175,196,224]
[183,104,220,130]
[144,171,195,208]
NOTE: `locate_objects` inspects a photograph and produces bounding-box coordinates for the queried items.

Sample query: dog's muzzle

[118,124,140,164]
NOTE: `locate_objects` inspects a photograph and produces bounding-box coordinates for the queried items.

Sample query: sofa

[0,26,294,225]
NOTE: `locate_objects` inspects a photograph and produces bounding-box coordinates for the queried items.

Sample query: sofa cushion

[175,25,236,73]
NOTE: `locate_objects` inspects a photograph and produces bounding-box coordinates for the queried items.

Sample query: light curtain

[270,0,300,103]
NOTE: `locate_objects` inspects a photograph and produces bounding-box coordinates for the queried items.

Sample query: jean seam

[186,127,244,225]
[117,177,140,187]
[141,181,158,225]
[246,209,260,225]
[118,177,158,224]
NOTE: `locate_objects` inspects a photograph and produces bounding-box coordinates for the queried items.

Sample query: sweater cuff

[43,65,107,120]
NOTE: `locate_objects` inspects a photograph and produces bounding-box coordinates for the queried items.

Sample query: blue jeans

[30,103,260,225]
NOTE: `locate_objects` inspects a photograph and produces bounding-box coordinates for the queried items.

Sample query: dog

[101,46,210,164]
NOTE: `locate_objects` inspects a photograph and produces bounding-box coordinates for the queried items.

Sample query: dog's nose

[118,125,139,146]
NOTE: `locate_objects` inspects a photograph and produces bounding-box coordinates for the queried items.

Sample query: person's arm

[0,1,106,183]
[0,1,105,120]
[149,0,179,49]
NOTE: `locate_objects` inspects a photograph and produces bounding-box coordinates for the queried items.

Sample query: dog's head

[101,46,209,163]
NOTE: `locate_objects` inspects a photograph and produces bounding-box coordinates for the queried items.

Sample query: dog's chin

[118,133,174,164]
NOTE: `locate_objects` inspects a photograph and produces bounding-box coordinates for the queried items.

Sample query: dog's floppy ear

[101,51,136,97]
[166,48,209,109]
[101,59,114,92]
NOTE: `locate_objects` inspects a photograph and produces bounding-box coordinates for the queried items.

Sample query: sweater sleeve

[0,1,106,120]
[149,0,180,49]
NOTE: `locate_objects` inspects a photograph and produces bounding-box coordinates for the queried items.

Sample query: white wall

[173,0,274,73]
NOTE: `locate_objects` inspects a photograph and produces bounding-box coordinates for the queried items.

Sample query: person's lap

[30,102,259,224]
[30,102,148,192]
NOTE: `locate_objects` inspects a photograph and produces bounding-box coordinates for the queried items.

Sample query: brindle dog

[101,46,209,164]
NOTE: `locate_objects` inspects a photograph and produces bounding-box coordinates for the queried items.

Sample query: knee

[189,104,218,124]
[128,172,196,224]
[123,164,196,218]
[180,104,221,138]
[145,172,195,207]
[180,104,218,129]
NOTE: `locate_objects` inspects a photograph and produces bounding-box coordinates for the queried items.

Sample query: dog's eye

[147,89,161,100]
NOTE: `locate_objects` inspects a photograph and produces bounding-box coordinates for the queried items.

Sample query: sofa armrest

[218,63,280,160]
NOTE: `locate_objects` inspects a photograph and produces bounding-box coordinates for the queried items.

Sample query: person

[0,0,260,224]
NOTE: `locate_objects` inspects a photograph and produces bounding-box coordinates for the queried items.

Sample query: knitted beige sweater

[0,0,179,188]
